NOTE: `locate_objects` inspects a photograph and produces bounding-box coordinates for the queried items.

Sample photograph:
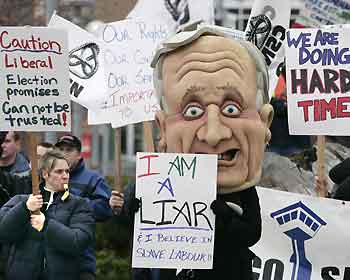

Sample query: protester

[110,23,273,280]
[0,134,47,280]
[0,150,94,280]
[0,134,112,280]
[0,132,30,177]
[0,142,54,203]
[55,134,113,280]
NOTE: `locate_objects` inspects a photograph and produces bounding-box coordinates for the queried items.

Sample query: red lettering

[138,155,160,178]
[298,97,350,122]
[320,98,337,120]
[337,97,350,118]
[297,100,313,122]
[0,31,10,49]
[314,99,320,121]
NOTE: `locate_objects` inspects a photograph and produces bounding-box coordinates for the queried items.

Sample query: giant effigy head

[151,24,274,194]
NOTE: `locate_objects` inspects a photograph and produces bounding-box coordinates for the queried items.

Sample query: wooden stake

[316,135,327,197]
[28,132,39,195]
[143,121,154,153]
[114,128,123,192]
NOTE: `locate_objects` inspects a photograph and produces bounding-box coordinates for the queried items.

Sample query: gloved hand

[211,199,234,217]
[130,197,141,213]
[211,199,242,234]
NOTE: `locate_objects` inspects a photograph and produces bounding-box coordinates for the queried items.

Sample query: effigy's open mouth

[218,149,239,164]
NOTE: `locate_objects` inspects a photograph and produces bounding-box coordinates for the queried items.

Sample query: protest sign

[253,187,350,280]
[245,0,291,100]
[298,0,350,28]
[88,19,170,127]
[285,27,350,135]
[128,0,214,32]
[132,152,217,271]
[0,27,70,131]
[49,14,109,110]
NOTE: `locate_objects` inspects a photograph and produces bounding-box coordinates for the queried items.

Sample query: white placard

[88,19,169,127]
[286,28,350,135]
[253,187,350,280]
[128,0,214,32]
[245,0,291,100]
[132,152,217,271]
[0,27,70,131]
[49,14,109,110]
[299,0,350,28]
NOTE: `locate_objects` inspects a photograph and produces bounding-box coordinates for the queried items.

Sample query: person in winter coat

[0,132,30,178]
[0,135,112,280]
[0,150,94,280]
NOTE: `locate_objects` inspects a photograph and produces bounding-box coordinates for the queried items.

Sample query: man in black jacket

[0,150,95,280]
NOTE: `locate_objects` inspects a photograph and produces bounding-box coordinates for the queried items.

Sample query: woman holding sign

[0,150,94,280]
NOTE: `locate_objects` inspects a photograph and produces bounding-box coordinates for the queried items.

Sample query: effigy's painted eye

[222,104,240,117]
[183,105,204,119]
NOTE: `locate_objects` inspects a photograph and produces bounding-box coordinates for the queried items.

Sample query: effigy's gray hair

[151,23,269,112]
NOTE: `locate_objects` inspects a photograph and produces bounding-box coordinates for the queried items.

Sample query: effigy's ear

[260,103,274,128]
[259,103,274,144]
[155,111,167,153]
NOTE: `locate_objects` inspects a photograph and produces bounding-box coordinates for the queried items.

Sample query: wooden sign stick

[316,135,327,197]
[28,132,39,195]
[114,128,123,192]
[143,121,154,153]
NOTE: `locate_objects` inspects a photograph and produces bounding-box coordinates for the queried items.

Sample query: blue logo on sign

[271,201,326,280]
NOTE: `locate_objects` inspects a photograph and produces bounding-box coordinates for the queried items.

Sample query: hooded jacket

[0,192,94,280]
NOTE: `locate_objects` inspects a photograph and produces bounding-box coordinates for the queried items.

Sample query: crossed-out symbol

[246,15,272,50]
[164,0,190,25]
[69,42,100,79]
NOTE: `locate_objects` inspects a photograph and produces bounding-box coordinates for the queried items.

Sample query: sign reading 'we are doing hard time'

[286,27,350,135]
[0,27,70,131]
